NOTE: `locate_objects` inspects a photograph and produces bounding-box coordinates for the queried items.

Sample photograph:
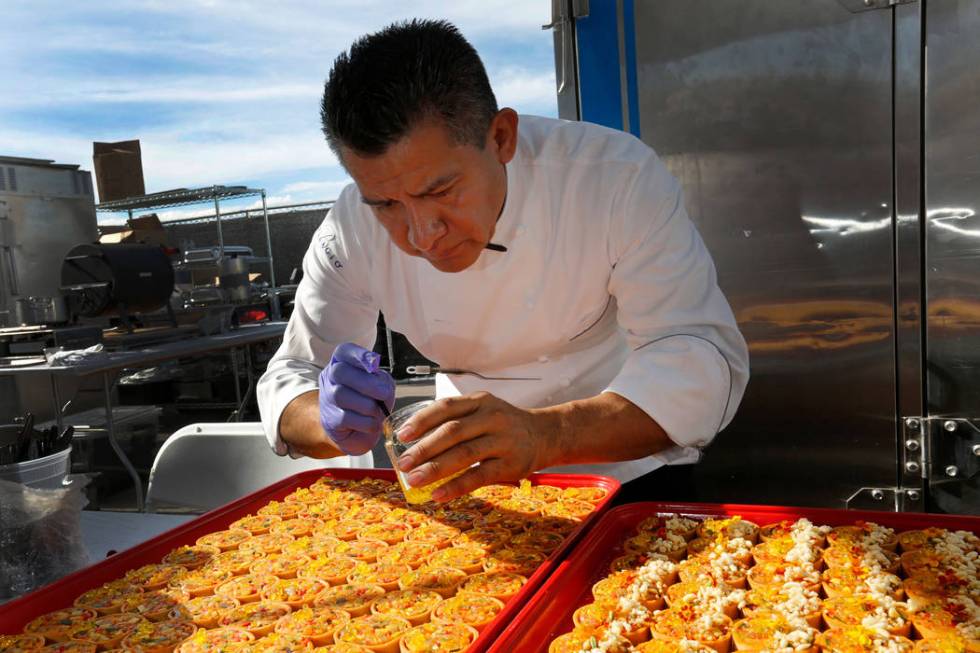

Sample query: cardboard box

[99,214,170,248]
[92,140,146,202]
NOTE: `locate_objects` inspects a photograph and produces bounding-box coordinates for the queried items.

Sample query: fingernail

[396,455,413,471]
[362,351,380,373]
[396,425,414,442]
[406,470,424,487]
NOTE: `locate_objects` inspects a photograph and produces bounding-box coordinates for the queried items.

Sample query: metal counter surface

[80,510,195,561]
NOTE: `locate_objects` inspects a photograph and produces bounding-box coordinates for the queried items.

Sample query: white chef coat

[257,115,749,483]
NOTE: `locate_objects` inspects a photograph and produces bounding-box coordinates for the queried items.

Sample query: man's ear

[488,108,519,165]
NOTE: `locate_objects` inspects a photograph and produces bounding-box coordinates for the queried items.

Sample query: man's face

[342,110,518,273]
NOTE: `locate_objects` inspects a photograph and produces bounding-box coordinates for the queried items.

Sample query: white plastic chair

[146,422,373,512]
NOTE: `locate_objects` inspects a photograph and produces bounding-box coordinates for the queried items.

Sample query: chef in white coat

[257,19,749,502]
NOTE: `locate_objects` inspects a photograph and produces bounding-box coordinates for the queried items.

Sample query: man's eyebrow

[410,173,458,197]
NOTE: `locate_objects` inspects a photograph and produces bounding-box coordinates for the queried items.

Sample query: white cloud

[281,180,351,196]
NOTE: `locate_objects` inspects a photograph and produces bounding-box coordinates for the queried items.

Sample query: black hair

[320,19,499,159]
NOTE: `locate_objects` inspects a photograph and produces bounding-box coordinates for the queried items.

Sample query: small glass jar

[383,400,465,504]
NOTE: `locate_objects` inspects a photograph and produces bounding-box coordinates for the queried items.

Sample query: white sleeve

[604,153,749,453]
[256,209,379,456]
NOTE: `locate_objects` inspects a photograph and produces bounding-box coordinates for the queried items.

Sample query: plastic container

[382,400,465,504]
[0,467,620,653]
[488,501,980,653]
[0,445,71,489]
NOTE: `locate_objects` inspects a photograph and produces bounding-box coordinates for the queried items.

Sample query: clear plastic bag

[0,476,90,600]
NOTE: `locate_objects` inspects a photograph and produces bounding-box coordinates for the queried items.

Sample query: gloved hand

[318,343,396,456]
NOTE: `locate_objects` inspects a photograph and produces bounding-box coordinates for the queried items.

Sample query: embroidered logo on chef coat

[317,231,344,269]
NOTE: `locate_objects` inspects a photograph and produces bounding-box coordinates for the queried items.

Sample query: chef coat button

[560,378,571,388]
[537,355,549,363]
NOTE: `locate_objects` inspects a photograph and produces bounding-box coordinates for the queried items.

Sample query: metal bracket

[926,418,980,482]
[846,487,923,511]
[837,0,916,11]
[542,0,589,94]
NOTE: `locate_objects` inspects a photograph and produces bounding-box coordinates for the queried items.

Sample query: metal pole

[230,349,242,422]
[50,375,64,432]
[103,372,144,512]
[260,191,280,319]
[213,193,224,258]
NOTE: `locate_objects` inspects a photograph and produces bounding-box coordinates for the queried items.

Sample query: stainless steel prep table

[0,321,287,511]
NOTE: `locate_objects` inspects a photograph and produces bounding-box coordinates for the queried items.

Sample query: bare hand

[393,392,556,502]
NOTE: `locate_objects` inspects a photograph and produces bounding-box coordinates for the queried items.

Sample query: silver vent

[7,168,16,192]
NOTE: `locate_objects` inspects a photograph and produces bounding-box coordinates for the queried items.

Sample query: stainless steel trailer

[546,0,979,513]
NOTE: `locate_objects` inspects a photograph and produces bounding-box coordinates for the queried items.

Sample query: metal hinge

[837,0,916,12]
[846,487,922,512]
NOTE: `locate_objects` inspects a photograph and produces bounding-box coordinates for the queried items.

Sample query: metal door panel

[923,1,980,515]
[625,1,897,506]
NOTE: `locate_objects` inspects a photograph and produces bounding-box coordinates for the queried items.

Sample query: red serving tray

[0,467,619,653]
[488,501,980,653]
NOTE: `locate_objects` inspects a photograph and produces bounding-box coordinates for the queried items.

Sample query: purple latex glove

[318,342,396,456]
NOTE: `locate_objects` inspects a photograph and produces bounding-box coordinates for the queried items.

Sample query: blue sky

[1,1,558,222]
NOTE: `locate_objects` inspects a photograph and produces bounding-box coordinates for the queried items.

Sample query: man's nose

[406,206,447,251]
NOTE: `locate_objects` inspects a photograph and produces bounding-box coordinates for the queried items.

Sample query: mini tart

[750,538,825,568]
[26,607,99,642]
[677,556,748,590]
[821,595,912,637]
[175,626,254,653]
[635,640,716,653]
[270,517,323,540]
[759,519,830,547]
[511,529,565,554]
[624,531,688,561]
[815,627,913,653]
[333,540,389,564]
[260,576,329,608]
[240,533,296,556]
[665,581,740,620]
[903,574,976,604]
[406,523,461,549]
[210,549,262,576]
[473,511,531,534]
[827,522,898,552]
[544,499,595,522]
[470,484,516,503]
[38,643,98,653]
[121,587,189,622]
[347,562,412,592]
[548,630,632,653]
[381,510,429,529]
[427,544,487,575]
[910,597,979,642]
[731,611,817,652]
[901,548,953,578]
[432,509,481,532]
[560,486,609,504]
[445,494,492,515]
[248,632,314,652]
[482,548,545,577]
[571,600,649,645]
[74,581,143,615]
[397,567,467,599]
[534,515,580,536]
[119,619,196,653]
[315,584,387,618]
[451,527,511,553]
[334,614,412,653]
[170,594,241,629]
[297,535,343,557]
[215,574,280,603]
[195,529,253,552]
[696,517,760,544]
[124,564,189,591]
[330,521,367,542]
[357,522,412,546]
[431,594,504,632]
[594,570,665,612]
[459,571,527,603]
[284,487,324,505]
[398,621,478,653]
[173,566,236,597]
[163,546,221,571]
[650,609,733,653]
[249,553,312,579]
[740,586,822,629]
[746,560,820,592]
[527,484,564,503]
[218,600,292,637]
[69,612,145,649]
[0,634,45,652]
[258,500,306,520]
[300,556,359,586]
[301,503,343,523]
[370,589,443,627]
[230,514,282,535]
[609,551,679,575]
[274,605,351,646]
[912,634,979,653]
[824,545,901,575]
[822,567,904,600]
